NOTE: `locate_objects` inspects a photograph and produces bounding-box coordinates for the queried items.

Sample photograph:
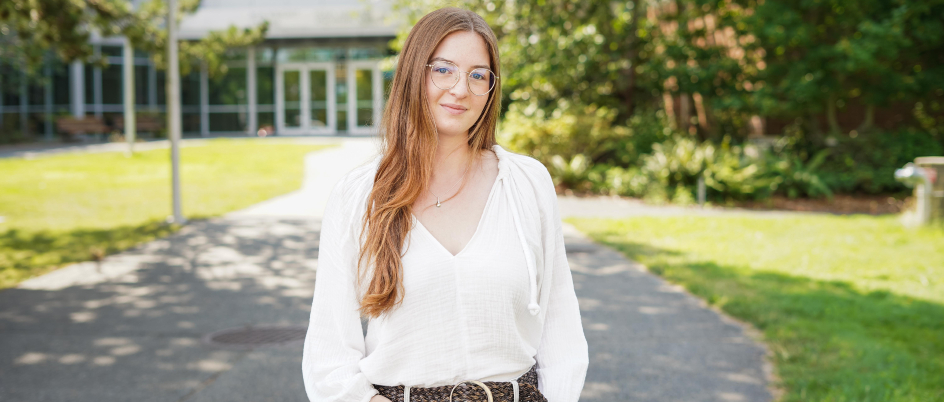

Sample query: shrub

[763,148,833,199]
[817,129,944,194]
[499,103,630,169]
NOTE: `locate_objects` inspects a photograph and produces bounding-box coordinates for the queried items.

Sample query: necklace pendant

[436,198,442,207]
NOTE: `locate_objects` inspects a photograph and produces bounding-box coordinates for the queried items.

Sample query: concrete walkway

[0,138,773,402]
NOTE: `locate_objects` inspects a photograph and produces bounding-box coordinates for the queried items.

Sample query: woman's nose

[449,74,470,98]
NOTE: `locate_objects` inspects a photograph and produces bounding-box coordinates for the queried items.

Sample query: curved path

[0,137,772,401]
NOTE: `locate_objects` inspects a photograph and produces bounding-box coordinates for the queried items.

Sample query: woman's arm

[534,169,590,402]
[302,176,379,402]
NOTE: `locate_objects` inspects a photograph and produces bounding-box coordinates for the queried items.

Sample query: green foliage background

[394,0,944,202]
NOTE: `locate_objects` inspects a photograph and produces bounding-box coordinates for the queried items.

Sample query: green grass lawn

[0,138,335,288]
[568,214,944,402]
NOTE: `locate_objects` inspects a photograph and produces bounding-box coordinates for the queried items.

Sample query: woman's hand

[370,395,393,402]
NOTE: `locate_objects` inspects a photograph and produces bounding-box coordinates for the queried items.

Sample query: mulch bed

[733,194,910,215]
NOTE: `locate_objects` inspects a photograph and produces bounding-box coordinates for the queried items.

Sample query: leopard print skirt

[373,365,547,402]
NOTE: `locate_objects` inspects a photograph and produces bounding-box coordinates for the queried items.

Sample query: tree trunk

[693,92,709,133]
[826,95,841,134]
[663,92,677,129]
[679,93,691,133]
[858,104,874,133]
[807,111,822,138]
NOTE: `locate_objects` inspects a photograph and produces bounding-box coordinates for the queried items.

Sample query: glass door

[309,69,329,129]
[282,69,302,130]
[347,61,381,135]
[276,62,335,135]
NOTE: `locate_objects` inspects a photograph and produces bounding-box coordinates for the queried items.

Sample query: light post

[123,37,136,156]
[167,0,185,224]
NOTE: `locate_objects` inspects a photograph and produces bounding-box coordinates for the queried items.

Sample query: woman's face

[425,30,492,138]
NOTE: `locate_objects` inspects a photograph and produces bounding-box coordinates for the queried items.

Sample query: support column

[123,38,137,153]
[20,70,28,136]
[247,47,257,136]
[200,64,209,137]
[148,62,157,110]
[93,46,103,118]
[70,61,85,117]
[0,72,4,129]
[44,63,54,141]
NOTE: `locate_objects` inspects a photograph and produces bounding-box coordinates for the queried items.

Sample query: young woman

[302,7,588,402]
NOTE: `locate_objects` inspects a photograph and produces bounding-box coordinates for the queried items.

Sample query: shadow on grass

[0,220,183,289]
[593,238,944,402]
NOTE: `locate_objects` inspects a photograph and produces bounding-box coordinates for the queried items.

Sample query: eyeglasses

[426,60,499,96]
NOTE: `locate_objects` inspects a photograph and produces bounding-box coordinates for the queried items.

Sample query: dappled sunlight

[580,381,620,399]
[577,297,602,310]
[722,372,763,385]
[0,215,322,400]
[586,322,609,331]
[717,391,748,401]
[637,306,677,315]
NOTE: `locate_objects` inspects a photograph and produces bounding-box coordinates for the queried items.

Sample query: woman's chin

[433,121,473,137]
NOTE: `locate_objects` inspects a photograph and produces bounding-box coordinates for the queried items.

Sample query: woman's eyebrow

[430,56,491,70]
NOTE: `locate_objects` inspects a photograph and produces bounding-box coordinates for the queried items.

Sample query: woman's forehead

[431,31,490,69]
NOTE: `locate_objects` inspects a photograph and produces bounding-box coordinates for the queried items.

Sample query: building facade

[0,0,400,141]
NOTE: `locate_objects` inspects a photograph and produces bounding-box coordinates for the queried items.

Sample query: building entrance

[276,62,335,135]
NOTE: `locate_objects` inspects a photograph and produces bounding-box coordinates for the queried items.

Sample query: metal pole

[167,0,185,224]
[247,47,257,136]
[697,174,706,208]
[123,38,137,155]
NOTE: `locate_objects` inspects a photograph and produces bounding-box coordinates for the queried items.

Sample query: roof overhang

[178,1,402,40]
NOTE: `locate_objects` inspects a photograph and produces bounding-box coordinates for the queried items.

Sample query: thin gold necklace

[428,158,473,207]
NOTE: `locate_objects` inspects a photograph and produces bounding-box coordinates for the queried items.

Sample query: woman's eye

[471,73,486,80]
[436,68,449,74]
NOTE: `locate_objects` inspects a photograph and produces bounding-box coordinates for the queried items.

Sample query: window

[209,67,247,105]
[102,64,122,104]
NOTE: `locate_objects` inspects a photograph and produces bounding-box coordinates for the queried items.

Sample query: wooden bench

[55,116,111,139]
[113,115,164,134]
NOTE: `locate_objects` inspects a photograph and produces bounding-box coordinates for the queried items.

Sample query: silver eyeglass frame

[425,61,500,96]
[449,380,494,402]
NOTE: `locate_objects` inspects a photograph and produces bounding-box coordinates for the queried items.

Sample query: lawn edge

[567,220,786,402]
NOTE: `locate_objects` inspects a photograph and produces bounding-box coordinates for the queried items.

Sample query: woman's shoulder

[494,145,555,197]
[330,155,381,206]
[495,144,546,171]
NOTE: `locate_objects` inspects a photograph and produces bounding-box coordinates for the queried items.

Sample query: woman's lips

[440,104,467,115]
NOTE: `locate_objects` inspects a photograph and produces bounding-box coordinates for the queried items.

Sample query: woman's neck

[432,132,476,176]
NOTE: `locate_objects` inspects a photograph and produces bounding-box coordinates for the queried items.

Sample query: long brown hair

[355,8,502,318]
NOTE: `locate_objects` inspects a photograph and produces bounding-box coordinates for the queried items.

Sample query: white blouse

[302,145,588,402]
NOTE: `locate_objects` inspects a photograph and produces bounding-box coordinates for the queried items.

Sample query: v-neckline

[411,164,503,259]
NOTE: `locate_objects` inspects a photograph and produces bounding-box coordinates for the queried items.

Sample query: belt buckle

[449,380,493,402]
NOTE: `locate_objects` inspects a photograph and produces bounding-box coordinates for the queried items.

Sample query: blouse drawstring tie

[500,174,541,316]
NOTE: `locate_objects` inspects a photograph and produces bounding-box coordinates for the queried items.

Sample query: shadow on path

[564,224,774,402]
[3,218,778,401]
[0,217,320,402]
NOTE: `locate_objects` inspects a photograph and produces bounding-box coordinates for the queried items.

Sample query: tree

[731,0,944,134]
[0,0,267,77]
[393,0,659,120]
[392,0,759,141]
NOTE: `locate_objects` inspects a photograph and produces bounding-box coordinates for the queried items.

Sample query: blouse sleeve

[534,170,590,402]
[302,175,379,402]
